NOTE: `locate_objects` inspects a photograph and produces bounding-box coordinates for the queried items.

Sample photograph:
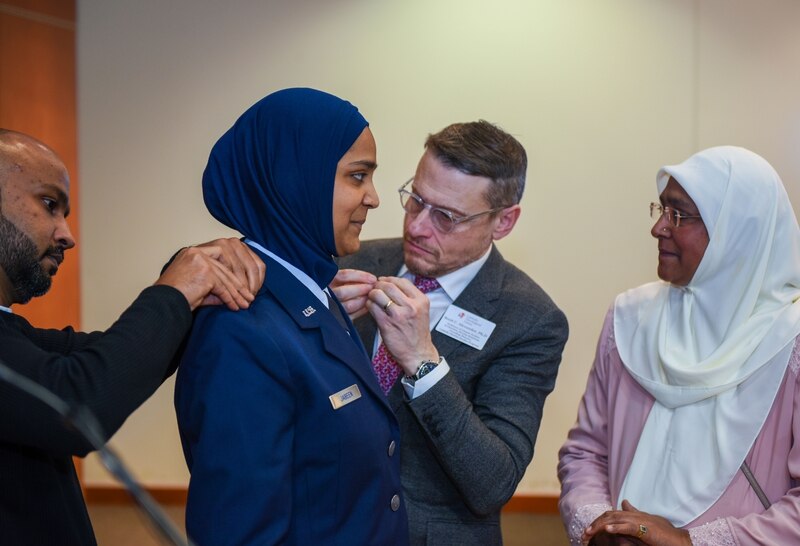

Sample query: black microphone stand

[0,359,193,546]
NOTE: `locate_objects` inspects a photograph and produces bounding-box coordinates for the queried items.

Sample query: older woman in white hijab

[559,146,800,545]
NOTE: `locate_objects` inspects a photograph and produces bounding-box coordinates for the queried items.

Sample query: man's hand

[331,269,377,320]
[155,238,266,311]
[365,276,438,376]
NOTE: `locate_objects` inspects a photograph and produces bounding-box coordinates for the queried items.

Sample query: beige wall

[77,0,800,493]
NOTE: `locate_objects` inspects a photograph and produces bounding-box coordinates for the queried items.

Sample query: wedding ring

[637,524,648,538]
[383,300,394,312]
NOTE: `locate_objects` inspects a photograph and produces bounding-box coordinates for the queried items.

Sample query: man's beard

[0,213,54,304]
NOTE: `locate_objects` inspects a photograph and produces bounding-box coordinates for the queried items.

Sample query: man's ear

[491,205,521,241]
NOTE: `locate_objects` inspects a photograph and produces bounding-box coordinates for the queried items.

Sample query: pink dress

[558,309,800,546]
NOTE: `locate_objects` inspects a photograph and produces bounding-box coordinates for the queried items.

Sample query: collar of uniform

[0,306,11,314]
[245,238,329,308]
[398,245,492,302]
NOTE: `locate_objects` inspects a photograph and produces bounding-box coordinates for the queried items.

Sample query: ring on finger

[383,300,394,312]
[637,524,648,538]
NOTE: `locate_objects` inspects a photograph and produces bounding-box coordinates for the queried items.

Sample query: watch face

[416,361,437,380]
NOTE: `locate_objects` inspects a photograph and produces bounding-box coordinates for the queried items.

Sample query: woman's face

[332,127,379,256]
[651,177,710,286]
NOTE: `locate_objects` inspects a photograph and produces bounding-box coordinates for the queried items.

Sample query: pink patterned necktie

[371,275,441,395]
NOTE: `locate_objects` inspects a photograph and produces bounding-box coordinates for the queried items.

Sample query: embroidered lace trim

[567,503,612,546]
[688,518,735,546]
[789,337,800,375]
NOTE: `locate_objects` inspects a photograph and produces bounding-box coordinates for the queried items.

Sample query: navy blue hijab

[202,88,368,287]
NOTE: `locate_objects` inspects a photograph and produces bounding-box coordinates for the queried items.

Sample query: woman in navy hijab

[175,88,408,546]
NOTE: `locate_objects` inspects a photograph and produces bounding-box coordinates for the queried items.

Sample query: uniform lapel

[261,254,390,407]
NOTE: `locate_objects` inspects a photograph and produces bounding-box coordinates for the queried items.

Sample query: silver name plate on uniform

[329,384,362,410]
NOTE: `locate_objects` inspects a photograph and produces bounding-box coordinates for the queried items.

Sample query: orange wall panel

[1,0,73,20]
[0,1,78,329]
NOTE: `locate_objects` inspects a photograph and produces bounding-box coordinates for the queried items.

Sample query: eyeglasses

[398,178,508,234]
[650,202,702,228]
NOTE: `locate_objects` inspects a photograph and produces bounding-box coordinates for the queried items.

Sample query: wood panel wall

[0,0,79,329]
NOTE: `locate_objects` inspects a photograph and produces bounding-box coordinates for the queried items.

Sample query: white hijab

[615,146,800,526]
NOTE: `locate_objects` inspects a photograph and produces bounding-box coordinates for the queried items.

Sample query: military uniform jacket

[176,251,409,546]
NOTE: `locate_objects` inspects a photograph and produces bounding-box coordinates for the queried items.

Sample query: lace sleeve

[688,518,736,546]
[567,503,613,546]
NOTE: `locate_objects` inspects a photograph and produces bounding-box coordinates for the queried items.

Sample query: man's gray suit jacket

[337,238,568,546]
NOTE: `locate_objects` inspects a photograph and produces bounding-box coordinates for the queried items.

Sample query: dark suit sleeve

[406,303,568,516]
[0,285,191,457]
[26,323,102,352]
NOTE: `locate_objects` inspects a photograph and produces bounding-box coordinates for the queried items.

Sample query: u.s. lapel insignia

[329,384,362,410]
[302,306,316,317]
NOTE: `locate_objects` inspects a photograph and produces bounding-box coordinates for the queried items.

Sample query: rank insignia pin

[302,306,316,317]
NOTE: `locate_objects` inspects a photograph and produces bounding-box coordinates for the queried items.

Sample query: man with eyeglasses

[333,120,568,546]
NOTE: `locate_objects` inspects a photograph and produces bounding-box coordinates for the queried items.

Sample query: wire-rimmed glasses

[650,202,702,228]
[398,178,507,233]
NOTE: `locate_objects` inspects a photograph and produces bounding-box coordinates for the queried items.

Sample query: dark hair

[424,120,527,208]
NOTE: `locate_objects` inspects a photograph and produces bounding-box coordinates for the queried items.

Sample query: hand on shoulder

[156,238,266,311]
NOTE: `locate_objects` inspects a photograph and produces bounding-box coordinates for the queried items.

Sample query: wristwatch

[407,357,442,382]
